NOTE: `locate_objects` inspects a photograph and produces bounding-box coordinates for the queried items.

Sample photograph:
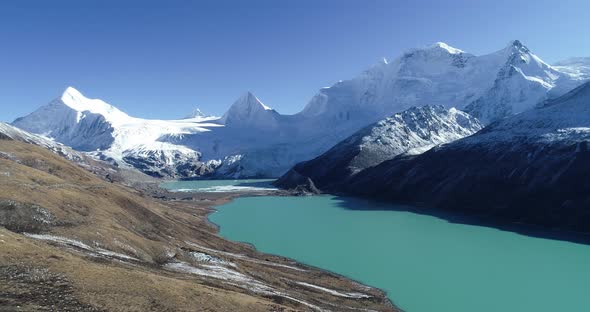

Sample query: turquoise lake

[166,180,590,312]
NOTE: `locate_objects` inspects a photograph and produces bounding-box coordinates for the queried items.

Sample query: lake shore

[0,139,397,312]
[137,180,400,311]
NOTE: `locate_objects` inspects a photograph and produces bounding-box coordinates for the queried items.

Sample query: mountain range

[10,40,590,179]
[278,79,590,232]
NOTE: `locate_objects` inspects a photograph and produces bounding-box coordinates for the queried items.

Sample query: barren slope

[0,137,396,311]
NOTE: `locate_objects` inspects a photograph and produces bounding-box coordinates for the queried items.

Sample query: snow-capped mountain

[202,40,585,178]
[10,41,590,179]
[275,106,482,191]
[12,87,224,177]
[337,81,590,232]
[299,40,587,126]
[12,87,218,153]
[12,87,126,151]
[463,41,582,124]
[219,92,281,130]
[11,87,292,178]
[184,107,208,119]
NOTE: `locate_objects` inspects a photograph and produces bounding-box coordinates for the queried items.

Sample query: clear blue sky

[1,0,589,122]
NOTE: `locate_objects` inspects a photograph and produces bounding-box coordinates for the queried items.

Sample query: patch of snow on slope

[190,251,237,267]
[24,233,139,261]
[296,282,372,299]
[165,261,324,310]
[185,241,306,272]
[165,261,276,294]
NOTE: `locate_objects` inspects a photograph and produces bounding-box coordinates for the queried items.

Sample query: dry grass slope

[0,139,396,312]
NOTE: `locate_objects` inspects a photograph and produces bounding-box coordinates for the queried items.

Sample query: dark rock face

[0,132,12,140]
[274,169,321,194]
[122,153,217,179]
[346,141,590,231]
[0,200,56,233]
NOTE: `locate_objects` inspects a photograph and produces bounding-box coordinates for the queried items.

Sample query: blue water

[166,180,590,312]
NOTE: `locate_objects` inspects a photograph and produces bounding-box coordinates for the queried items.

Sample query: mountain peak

[60,86,88,104]
[63,86,83,96]
[53,86,130,125]
[505,39,530,54]
[235,91,273,111]
[508,39,523,47]
[399,42,466,61]
[185,107,206,119]
[220,92,278,128]
[429,42,464,54]
[58,86,94,110]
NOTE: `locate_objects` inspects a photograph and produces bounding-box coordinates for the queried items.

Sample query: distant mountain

[463,41,584,124]
[189,40,588,178]
[553,57,590,80]
[12,87,223,178]
[219,92,281,130]
[184,107,208,119]
[10,87,292,178]
[11,41,590,178]
[12,87,125,151]
[335,81,590,232]
[276,106,482,191]
[300,40,587,126]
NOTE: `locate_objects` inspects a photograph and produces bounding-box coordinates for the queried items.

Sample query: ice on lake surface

[161,179,277,193]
